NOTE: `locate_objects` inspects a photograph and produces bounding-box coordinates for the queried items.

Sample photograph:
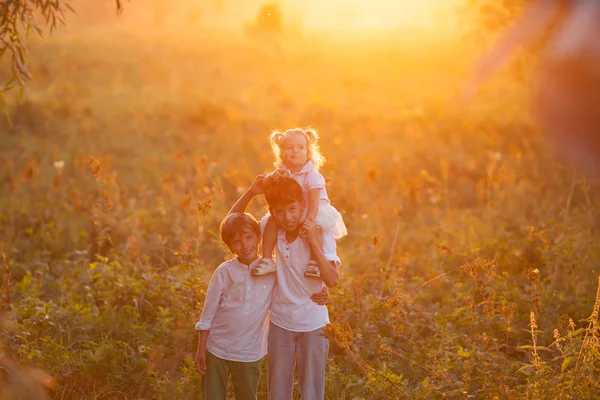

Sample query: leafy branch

[0,0,123,97]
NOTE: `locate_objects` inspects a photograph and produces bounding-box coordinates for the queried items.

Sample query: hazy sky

[64,0,466,33]
[290,0,464,31]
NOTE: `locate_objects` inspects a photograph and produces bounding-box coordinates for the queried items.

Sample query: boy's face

[270,200,305,232]
[229,227,260,263]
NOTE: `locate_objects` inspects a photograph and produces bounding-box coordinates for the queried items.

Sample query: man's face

[270,200,305,232]
[228,227,260,263]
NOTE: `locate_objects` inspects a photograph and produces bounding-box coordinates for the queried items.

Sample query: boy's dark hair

[219,212,260,249]
[264,177,304,209]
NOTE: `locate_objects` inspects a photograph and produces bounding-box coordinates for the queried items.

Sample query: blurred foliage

[245,3,283,37]
[0,3,599,399]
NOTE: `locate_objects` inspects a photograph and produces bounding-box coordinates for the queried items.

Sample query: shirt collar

[277,227,301,244]
[281,160,314,175]
[235,257,260,270]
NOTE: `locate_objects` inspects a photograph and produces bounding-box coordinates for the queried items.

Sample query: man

[464,0,600,179]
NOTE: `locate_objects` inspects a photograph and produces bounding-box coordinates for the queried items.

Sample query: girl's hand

[263,169,289,190]
[272,168,289,180]
[195,348,207,375]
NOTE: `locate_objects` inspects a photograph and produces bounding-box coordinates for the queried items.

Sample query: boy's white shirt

[195,257,276,362]
[261,216,341,333]
[196,199,342,361]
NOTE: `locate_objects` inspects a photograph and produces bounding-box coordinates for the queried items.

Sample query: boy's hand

[302,219,320,245]
[195,348,207,376]
[299,217,314,239]
[249,174,266,195]
[310,286,329,305]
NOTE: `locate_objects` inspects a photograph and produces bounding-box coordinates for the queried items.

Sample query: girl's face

[279,133,308,170]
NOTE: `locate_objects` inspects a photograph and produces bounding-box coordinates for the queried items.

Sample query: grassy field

[0,22,599,399]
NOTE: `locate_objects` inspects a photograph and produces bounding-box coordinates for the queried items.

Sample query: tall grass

[0,26,598,399]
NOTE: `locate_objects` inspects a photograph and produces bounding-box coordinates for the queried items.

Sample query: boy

[194,175,328,400]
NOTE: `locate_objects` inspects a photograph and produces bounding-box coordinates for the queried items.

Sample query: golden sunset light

[297,0,462,31]
[2,0,600,398]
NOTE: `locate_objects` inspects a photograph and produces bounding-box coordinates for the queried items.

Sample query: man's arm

[303,219,339,288]
[227,174,265,215]
[463,0,560,96]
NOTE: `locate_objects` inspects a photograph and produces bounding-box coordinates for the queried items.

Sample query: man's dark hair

[264,177,304,209]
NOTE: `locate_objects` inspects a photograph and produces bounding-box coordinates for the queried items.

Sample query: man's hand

[460,54,495,103]
[310,286,329,305]
[195,347,207,375]
[459,78,479,104]
[249,174,266,195]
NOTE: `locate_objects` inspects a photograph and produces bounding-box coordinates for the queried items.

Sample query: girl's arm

[305,169,326,222]
[306,188,320,222]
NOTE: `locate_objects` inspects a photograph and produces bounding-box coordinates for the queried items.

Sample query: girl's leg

[305,226,324,279]
[252,216,277,276]
[313,226,324,257]
[262,216,277,259]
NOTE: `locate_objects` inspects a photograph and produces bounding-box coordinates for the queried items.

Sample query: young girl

[250,128,347,278]
[464,0,600,179]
